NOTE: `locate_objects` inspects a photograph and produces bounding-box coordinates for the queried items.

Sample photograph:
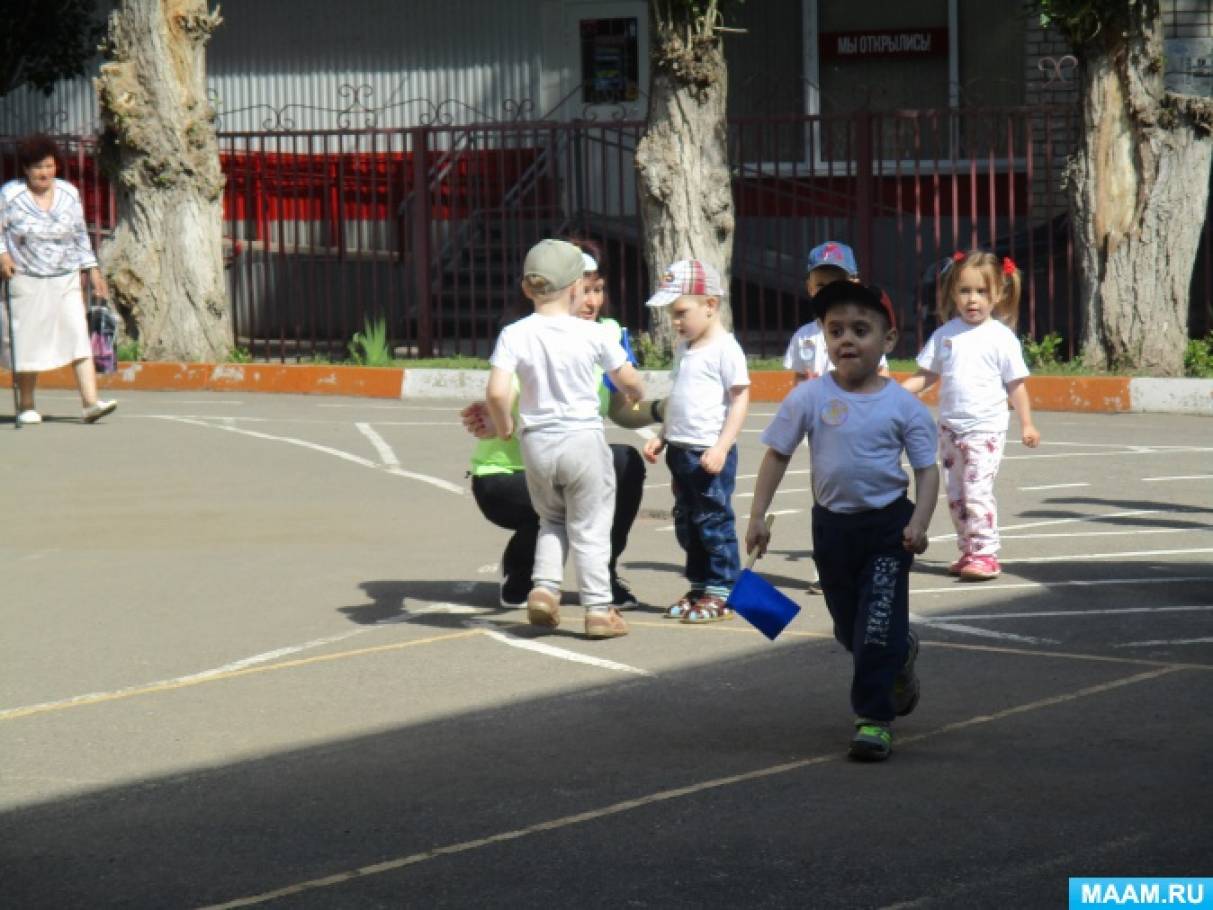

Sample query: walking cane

[4,279,17,430]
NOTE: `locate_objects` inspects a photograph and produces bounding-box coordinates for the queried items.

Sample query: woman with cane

[0,133,116,426]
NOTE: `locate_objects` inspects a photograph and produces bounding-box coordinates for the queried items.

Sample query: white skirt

[0,272,91,372]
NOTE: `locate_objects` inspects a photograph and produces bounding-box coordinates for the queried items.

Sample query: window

[580,18,640,104]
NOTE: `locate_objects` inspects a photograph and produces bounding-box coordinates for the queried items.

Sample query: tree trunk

[1069,6,1213,376]
[635,27,734,349]
[95,0,230,361]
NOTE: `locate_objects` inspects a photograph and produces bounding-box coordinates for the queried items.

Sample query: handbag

[88,295,119,374]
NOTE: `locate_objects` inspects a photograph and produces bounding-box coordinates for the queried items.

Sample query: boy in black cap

[745,282,939,761]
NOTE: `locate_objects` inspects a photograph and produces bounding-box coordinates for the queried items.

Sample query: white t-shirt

[490,313,627,432]
[761,373,937,514]
[783,319,888,376]
[916,317,1030,434]
[783,320,831,376]
[664,332,750,447]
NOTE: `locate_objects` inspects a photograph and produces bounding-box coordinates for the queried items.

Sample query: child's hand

[700,445,727,474]
[745,515,770,558]
[902,521,929,554]
[643,436,666,464]
[460,401,496,439]
[1022,424,1041,448]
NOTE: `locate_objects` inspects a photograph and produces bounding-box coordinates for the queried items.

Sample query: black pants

[471,443,645,599]
[811,496,914,723]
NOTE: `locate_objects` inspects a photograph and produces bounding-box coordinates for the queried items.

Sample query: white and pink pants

[939,425,1007,557]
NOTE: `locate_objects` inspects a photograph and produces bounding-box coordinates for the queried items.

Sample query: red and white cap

[644,259,725,307]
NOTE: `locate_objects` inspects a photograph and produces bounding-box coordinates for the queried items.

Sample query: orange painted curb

[1,365,1134,412]
[1021,375,1131,413]
[750,371,1130,413]
[1,363,404,398]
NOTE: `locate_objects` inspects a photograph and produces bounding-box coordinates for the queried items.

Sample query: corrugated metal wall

[0,0,548,136]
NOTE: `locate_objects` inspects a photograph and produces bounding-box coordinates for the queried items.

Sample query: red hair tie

[1002,256,1017,276]
[952,251,966,263]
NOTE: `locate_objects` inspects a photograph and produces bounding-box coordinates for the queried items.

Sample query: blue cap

[806,241,858,277]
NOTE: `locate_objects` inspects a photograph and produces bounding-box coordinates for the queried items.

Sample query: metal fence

[4,106,1212,361]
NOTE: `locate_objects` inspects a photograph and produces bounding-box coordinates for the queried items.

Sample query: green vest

[469,319,622,477]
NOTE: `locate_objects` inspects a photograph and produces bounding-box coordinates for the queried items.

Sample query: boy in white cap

[486,239,645,639]
[642,259,750,623]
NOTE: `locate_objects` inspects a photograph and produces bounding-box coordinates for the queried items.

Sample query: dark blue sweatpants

[811,497,915,723]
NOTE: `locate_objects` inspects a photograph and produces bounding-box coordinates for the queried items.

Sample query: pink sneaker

[948,554,972,576]
[960,555,1000,581]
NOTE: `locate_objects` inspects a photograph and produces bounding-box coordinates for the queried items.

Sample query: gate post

[855,112,874,283]
[411,126,434,358]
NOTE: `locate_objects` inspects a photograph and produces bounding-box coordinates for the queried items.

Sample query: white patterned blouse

[0,178,99,278]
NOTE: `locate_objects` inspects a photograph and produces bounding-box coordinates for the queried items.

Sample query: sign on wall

[820,27,949,61]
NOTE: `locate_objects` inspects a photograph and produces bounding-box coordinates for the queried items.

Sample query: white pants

[940,425,1007,557]
[520,427,615,607]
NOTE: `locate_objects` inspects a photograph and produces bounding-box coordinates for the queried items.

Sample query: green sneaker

[849,721,893,762]
[893,629,920,717]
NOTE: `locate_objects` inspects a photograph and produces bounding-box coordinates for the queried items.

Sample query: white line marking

[928,605,1213,621]
[1114,636,1213,648]
[1142,474,1213,482]
[1000,447,1213,462]
[931,508,1171,540]
[158,416,378,466]
[0,629,370,721]
[735,487,811,499]
[1018,482,1090,491]
[463,619,654,677]
[384,466,465,495]
[157,416,464,495]
[644,468,810,490]
[356,422,401,467]
[655,508,801,531]
[17,549,59,562]
[998,528,1197,541]
[477,563,499,574]
[196,667,1179,909]
[912,575,1212,595]
[910,614,1057,644]
[1008,547,1213,564]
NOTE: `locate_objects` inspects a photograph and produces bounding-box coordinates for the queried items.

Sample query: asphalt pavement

[1,390,1211,909]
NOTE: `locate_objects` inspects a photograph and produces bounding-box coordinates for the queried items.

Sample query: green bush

[1022,331,1064,370]
[115,339,140,362]
[226,345,253,364]
[348,316,392,367]
[1185,334,1213,378]
[633,331,673,369]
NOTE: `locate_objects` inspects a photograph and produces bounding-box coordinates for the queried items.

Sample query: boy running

[746,282,939,761]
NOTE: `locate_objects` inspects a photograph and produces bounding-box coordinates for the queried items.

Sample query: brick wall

[1024,5,1079,224]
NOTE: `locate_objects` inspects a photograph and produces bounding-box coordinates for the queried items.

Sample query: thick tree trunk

[635,28,734,349]
[96,0,230,361]
[1069,7,1213,376]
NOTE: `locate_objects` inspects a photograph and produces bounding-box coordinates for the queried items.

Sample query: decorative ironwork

[1038,55,1079,87]
[211,82,547,131]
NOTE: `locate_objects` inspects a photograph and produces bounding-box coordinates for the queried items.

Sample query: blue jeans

[666,443,741,595]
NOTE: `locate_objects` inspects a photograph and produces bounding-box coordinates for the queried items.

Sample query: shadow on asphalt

[4,582,1210,908]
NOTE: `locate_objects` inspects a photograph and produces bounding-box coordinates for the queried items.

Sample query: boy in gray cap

[486,240,646,638]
